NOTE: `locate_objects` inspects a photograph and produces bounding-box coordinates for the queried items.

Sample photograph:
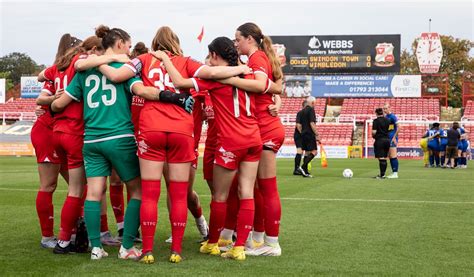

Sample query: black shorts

[374,138,390,158]
[302,133,317,151]
[294,132,302,149]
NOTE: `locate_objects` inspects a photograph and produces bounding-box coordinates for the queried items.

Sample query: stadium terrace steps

[463,100,474,120]
[340,98,440,122]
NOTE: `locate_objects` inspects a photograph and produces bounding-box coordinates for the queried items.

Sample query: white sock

[70,234,76,242]
[117,222,124,230]
[42,236,54,242]
[252,231,264,243]
[195,215,205,224]
[220,228,234,240]
[58,240,70,248]
[265,235,279,244]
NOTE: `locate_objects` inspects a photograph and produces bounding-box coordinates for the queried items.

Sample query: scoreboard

[271,35,400,74]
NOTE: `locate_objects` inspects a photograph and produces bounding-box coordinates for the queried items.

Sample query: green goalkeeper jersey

[65,62,142,142]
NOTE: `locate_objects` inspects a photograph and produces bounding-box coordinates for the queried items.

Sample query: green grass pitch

[0,157,473,276]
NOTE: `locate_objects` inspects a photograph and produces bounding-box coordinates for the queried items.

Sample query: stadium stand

[366,123,427,148]
[462,100,474,120]
[283,123,353,146]
[280,97,326,118]
[0,98,37,121]
[340,98,440,122]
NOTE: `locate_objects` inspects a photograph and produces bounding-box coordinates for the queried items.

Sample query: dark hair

[131,42,148,58]
[208,37,239,66]
[433,122,440,128]
[237,22,283,80]
[56,36,103,71]
[375,108,384,116]
[301,100,306,107]
[453,122,459,129]
[54,34,82,64]
[95,25,130,49]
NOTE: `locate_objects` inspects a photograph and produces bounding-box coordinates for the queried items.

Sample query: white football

[343,169,353,178]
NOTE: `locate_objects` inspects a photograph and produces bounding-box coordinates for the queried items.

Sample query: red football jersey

[193,95,205,149]
[131,95,145,134]
[45,54,88,135]
[203,93,218,150]
[247,50,283,134]
[36,81,55,128]
[129,53,205,137]
[193,78,261,151]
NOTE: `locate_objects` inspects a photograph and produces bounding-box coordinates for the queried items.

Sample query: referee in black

[372,107,391,179]
[297,96,320,178]
[293,100,306,175]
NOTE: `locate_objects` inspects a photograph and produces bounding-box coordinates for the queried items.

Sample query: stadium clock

[416,33,443,74]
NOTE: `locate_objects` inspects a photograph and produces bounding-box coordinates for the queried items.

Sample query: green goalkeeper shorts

[83,136,140,182]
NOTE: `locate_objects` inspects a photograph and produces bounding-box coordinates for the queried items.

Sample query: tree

[400,35,474,107]
[0,52,44,85]
[0,72,14,91]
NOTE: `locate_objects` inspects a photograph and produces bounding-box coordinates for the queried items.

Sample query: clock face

[416,33,443,73]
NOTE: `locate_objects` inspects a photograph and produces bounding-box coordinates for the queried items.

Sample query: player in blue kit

[439,126,448,167]
[383,104,400,178]
[457,126,469,168]
[424,123,441,167]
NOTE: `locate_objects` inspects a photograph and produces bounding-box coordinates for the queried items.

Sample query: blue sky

[0,0,472,65]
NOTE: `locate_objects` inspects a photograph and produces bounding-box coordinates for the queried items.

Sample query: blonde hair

[151,26,183,56]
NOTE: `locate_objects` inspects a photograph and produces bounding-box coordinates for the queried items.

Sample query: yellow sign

[0,143,35,156]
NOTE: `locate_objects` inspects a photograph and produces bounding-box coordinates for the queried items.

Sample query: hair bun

[134,42,147,52]
[95,25,110,38]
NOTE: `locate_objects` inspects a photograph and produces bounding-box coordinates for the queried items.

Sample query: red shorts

[203,146,215,181]
[31,122,61,164]
[261,126,285,153]
[137,131,194,163]
[214,145,262,171]
[53,132,84,169]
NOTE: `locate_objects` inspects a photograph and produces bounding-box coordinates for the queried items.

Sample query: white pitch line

[0,187,473,205]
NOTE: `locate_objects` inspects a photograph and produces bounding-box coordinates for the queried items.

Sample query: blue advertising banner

[21,77,43,98]
[312,75,421,98]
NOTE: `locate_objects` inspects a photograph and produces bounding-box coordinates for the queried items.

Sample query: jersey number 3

[86,75,117,108]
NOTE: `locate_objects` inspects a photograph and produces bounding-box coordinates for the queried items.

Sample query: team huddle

[420,122,470,168]
[31,22,285,263]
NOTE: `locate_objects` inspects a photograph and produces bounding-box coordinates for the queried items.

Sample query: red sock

[36,191,54,237]
[58,196,82,241]
[253,187,265,233]
[208,200,227,243]
[140,180,161,254]
[234,199,255,247]
[258,177,281,237]
[224,176,239,230]
[169,181,189,254]
[109,184,124,224]
[100,214,109,233]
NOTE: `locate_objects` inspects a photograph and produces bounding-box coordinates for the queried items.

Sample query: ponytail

[237,22,283,80]
[261,35,282,80]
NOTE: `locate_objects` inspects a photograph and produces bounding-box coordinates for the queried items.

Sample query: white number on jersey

[232,87,251,118]
[148,67,180,94]
[85,75,117,109]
